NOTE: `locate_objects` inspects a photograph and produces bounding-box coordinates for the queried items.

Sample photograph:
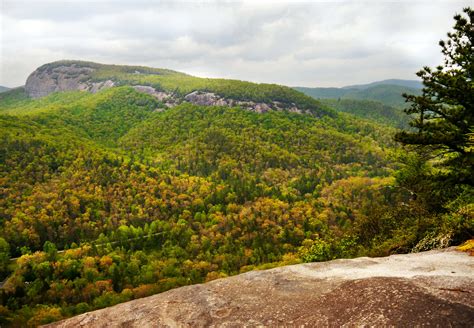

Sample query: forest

[0,8,473,326]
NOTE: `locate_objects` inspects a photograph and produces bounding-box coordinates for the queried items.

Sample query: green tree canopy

[0,238,10,280]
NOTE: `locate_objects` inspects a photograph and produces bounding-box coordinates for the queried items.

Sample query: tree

[43,241,58,261]
[395,7,473,186]
[0,238,10,279]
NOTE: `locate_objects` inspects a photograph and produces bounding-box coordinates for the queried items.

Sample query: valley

[1,2,473,326]
[0,60,471,326]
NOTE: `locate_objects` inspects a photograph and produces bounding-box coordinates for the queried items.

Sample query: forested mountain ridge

[319,99,411,128]
[294,79,422,128]
[22,60,334,117]
[0,60,471,326]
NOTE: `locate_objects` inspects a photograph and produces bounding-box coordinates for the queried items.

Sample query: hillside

[46,247,474,327]
[320,98,411,128]
[0,86,10,93]
[0,61,471,326]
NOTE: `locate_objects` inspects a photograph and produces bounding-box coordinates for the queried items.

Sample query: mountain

[22,60,333,117]
[0,86,10,93]
[0,61,469,326]
[45,247,474,327]
[294,82,422,108]
[342,79,423,90]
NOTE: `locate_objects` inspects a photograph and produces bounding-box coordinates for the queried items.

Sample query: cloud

[0,0,471,87]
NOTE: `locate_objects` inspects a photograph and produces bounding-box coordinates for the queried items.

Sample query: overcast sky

[0,0,471,88]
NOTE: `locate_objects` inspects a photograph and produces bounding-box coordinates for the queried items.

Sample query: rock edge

[45,247,474,327]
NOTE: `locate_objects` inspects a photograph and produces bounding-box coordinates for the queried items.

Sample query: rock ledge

[46,247,474,327]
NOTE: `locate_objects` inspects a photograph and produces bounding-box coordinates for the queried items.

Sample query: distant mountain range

[342,79,423,90]
[0,86,10,93]
[294,79,422,108]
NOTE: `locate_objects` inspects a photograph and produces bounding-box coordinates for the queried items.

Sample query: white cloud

[0,0,471,87]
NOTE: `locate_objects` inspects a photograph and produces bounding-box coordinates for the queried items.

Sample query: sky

[0,0,471,88]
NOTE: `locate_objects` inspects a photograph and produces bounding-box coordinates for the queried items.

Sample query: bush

[299,238,332,262]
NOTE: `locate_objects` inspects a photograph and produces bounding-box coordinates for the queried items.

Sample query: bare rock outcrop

[183,91,305,114]
[184,91,223,106]
[132,86,179,108]
[45,247,474,327]
[25,64,114,98]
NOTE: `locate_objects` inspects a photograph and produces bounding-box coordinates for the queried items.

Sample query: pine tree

[395,7,473,185]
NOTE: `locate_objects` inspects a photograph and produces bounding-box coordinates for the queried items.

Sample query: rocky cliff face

[25,64,114,98]
[45,247,474,327]
[184,91,304,114]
